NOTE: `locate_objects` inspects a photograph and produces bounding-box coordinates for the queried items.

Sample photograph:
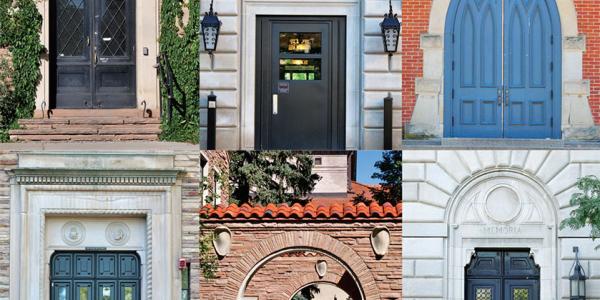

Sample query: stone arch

[445,167,560,227]
[410,0,590,137]
[224,231,381,300]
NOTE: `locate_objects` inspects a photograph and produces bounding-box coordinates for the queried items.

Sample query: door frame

[442,0,562,139]
[49,0,137,109]
[254,15,346,150]
[241,0,360,150]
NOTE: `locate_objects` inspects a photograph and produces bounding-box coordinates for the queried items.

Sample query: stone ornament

[370,226,391,257]
[213,226,232,257]
[106,222,131,246]
[484,185,522,223]
[315,260,327,278]
[61,221,86,246]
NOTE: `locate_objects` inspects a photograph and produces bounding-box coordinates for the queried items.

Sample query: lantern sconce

[370,226,391,258]
[380,0,401,56]
[212,226,232,258]
[570,246,587,300]
[201,0,222,54]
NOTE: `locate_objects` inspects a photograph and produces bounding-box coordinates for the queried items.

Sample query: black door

[50,251,141,300]
[256,16,346,150]
[52,0,136,109]
[466,250,540,300]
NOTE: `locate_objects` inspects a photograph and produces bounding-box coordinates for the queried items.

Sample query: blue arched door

[444,0,561,139]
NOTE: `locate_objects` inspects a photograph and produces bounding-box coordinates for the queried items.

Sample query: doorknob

[272,94,278,115]
[504,87,510,107]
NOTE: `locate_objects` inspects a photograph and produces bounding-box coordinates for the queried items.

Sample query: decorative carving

[315,260,327,278]
[370,226,391,257]
[213,226,232,257]
[106,222,131,246]
[484,185,522,223]
[15,169,179,186]
[61,221,86,246]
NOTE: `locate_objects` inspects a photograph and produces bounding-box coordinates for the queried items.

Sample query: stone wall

[200,221,402,300]
[0,151,16,299]
[199,0,402,149]
[403,150,600,299]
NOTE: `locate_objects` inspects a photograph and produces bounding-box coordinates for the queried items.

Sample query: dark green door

[466,250,540,300]
[50,251,140,300]
[255,16,346,150]
[52,0,136,108]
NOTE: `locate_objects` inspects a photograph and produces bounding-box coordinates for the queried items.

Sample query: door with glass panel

[52,0,136,108]
[256,16,346,150]
[50,251,140,300]
[466,250,540,300]
[444,0,561,138]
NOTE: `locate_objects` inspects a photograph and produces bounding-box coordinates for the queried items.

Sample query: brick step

[10,134,159,142]
[18,117,161,126]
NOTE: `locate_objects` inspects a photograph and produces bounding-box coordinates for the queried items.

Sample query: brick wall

[200,221,402,300]
[574,0,600,124]
[402,0,600,126]
[400,0,431,126]
[0,151,16,298]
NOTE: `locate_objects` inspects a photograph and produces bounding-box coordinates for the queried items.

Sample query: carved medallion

[484,186,522,223]
[61,221,86,246]
[106,222,130,246]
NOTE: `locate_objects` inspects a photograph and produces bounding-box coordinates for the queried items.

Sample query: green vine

[158,0,200,143]
[199,227,219,279]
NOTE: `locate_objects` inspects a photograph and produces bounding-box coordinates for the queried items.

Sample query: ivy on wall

[0,0,44,142]
[159,0,200,143]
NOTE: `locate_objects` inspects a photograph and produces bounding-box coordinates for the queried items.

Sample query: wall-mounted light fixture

[380,0,401,56]
[201,0,221,54]
[570,246,587,300]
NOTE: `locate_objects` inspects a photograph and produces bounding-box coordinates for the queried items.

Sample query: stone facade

[402,0,599,139]
[199,0,402,150]
[199,220,402,300]
[0,142,200,300]
[403,150,600,300]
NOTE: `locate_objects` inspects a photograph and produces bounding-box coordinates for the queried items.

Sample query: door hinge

[452,33,455,44]
[452,61,455,71]
[551,89,554,99]
[452,116,455,126]
[550,35,554,45]
[452,88,455,99]
[550,62,553,71]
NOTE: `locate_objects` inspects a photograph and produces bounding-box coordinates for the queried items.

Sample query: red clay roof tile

[200,200,401,221]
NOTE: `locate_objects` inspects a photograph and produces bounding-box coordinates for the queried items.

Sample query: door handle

[272,94,278,115]
[497,87,502,106]
[504,87,509,107]
[93,50,97,65]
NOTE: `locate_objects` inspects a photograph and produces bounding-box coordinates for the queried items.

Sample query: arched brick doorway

[199,202,402,300]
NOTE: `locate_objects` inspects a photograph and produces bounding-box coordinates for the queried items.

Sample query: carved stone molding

[106,222,131,246]
[61,221,86,246]
[15,169,180,185]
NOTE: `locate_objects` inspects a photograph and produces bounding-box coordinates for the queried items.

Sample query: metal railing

[156,52,187,122]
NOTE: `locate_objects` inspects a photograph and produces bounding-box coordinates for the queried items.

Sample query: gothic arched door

[466,250,540,300]
[444,0,562,139]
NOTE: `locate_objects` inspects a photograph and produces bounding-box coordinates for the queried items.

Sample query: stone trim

[40,209,153,299]
[15,169,180,185]
[224,231,381,300]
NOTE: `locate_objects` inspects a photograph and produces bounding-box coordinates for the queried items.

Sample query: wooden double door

[50,251,140,300]
[52,0,136,108]
[466,250,540,300]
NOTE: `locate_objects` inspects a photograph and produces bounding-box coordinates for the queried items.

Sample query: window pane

[279,59,321,81]
[123,287,133,300]
[279,32,321,54]
[513,288,528,300]
[59,287,68,300]
[476,288,492,300]
[79,287,89,300]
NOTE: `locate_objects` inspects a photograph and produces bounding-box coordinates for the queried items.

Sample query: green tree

[357,151,401,205]
[560,175,600,249]
[228,151,321,205]
[291,284,321,300]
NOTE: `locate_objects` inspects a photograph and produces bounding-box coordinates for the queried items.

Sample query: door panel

[451,0,502,137]
[505,280,539,300]
[53,0,135,108]
[503,0,554,138]
[256,17,346,150]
